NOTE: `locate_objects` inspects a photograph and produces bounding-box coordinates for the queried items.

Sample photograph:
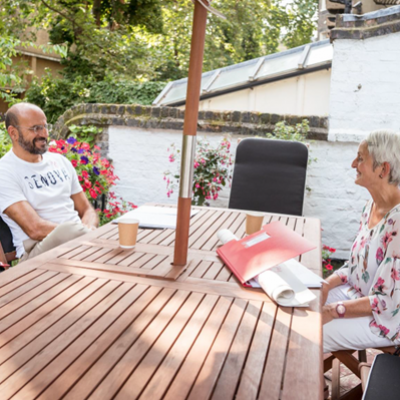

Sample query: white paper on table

[113,206,199,229]
[247,258,326,289]
[256,264,316,307]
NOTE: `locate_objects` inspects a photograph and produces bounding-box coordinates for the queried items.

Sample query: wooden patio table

[0,205,322,400]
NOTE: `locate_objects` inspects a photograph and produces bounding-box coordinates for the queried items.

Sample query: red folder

[216,221,316,285]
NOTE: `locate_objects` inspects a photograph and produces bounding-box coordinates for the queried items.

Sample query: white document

[255,264,316,307]
[113,206,199,229]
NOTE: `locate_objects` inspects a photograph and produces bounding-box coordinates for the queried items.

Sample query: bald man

[0,102,98,261]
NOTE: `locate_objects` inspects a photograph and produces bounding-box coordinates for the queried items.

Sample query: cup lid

[118,218,140,224]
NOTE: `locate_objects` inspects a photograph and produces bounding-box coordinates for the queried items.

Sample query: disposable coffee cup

[118,218,139,249]
[246,212,264,235]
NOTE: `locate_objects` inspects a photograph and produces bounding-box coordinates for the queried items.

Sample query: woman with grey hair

[323,130,400,352]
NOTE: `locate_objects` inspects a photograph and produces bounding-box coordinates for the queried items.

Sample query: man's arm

[4,201,57,241]
[71,192,99,230]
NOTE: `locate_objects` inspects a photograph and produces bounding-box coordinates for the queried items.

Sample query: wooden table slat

[38,286,164,400]
[138,293,220,399]
[17,282,146,400]
[86,289,191,400]
[211,300,264,400]
[0,273,82,335]
[258,306,293,400]
[187,298,248,400]
[0,277,107,366]
[235,300,277,400]
[0,275,96,351]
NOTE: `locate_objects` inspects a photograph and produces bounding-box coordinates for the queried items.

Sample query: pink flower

[194,162,199,169]
[374,277,386,292]
[325,264,333,271]
[379,324,390,336]
[382,231,394,249]
[376,247,384,263]
[371,297,381,314]
[391,267,400,281]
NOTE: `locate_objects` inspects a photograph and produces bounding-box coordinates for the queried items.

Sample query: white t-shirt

[0,150,83,257]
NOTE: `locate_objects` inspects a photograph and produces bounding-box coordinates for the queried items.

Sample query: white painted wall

[329,31,400,142]
[184,69,331,117]
[108,126,367,260]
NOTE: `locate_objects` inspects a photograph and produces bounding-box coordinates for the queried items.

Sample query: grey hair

[365,130,400,185]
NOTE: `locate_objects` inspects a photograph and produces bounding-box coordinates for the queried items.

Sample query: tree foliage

[1,0,318,118]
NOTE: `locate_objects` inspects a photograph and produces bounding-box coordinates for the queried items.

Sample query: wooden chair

[0,215,17,270]
[228,138,309,216]
[324,346,398,400]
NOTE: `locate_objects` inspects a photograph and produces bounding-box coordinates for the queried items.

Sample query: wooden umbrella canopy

[173,0,225,267]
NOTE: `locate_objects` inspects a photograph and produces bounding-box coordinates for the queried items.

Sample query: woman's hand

[321,282,331,305]
[322,305,334,325]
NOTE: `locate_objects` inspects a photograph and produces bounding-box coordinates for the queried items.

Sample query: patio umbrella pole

[173,1,208,266]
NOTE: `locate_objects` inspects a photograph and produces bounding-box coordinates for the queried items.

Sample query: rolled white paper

[217,229,239,245]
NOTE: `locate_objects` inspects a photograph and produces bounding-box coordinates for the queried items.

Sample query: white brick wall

[329,31,400,142]
[109,127,368,259]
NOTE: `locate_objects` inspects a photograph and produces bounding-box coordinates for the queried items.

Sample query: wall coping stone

[54,104,328,141]
[331,5,400,41]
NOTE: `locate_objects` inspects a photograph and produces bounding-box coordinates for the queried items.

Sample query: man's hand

[71,192,99,230]
[4,201,57,241]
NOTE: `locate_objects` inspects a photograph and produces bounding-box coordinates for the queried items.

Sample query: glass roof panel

[162,73,216,103]
[256,50,301,79]
[163,82,188,103]
[208,60,259,91]
[306,44,333,67]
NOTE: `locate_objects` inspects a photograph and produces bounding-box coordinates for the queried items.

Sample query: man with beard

[0,102,98,261]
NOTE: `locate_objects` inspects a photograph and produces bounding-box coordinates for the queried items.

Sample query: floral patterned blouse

[336,200,400,342]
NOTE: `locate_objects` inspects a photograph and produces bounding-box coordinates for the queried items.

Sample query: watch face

[337,304,346,315]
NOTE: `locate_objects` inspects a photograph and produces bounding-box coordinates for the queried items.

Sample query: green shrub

[0,123,12,159]
[25,72,166,124]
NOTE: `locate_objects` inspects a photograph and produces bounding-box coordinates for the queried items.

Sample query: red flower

[71,160,78,168]
[81,142,90,151]
[81,170,89,179]
[89,189,97,199]
[325,264,333,271]
[78,175,83,181]
[84,180,92,189]
[101,159,110,168]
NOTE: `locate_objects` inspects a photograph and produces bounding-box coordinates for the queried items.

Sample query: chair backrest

[363,353,400,400]
[228,138,308,216]
[0,215,16,265]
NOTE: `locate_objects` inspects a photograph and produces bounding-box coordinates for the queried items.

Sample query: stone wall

[54,103,329,144]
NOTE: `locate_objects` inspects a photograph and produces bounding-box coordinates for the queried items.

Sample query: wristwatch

[336,301,346,318]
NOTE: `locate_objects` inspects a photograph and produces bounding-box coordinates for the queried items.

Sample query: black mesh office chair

[228,138,309,216]
[0,215,16,269]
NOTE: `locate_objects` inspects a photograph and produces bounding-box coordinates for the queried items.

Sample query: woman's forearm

[323,297,372,325]
[322,273,343,305]
[329,296,372,318]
